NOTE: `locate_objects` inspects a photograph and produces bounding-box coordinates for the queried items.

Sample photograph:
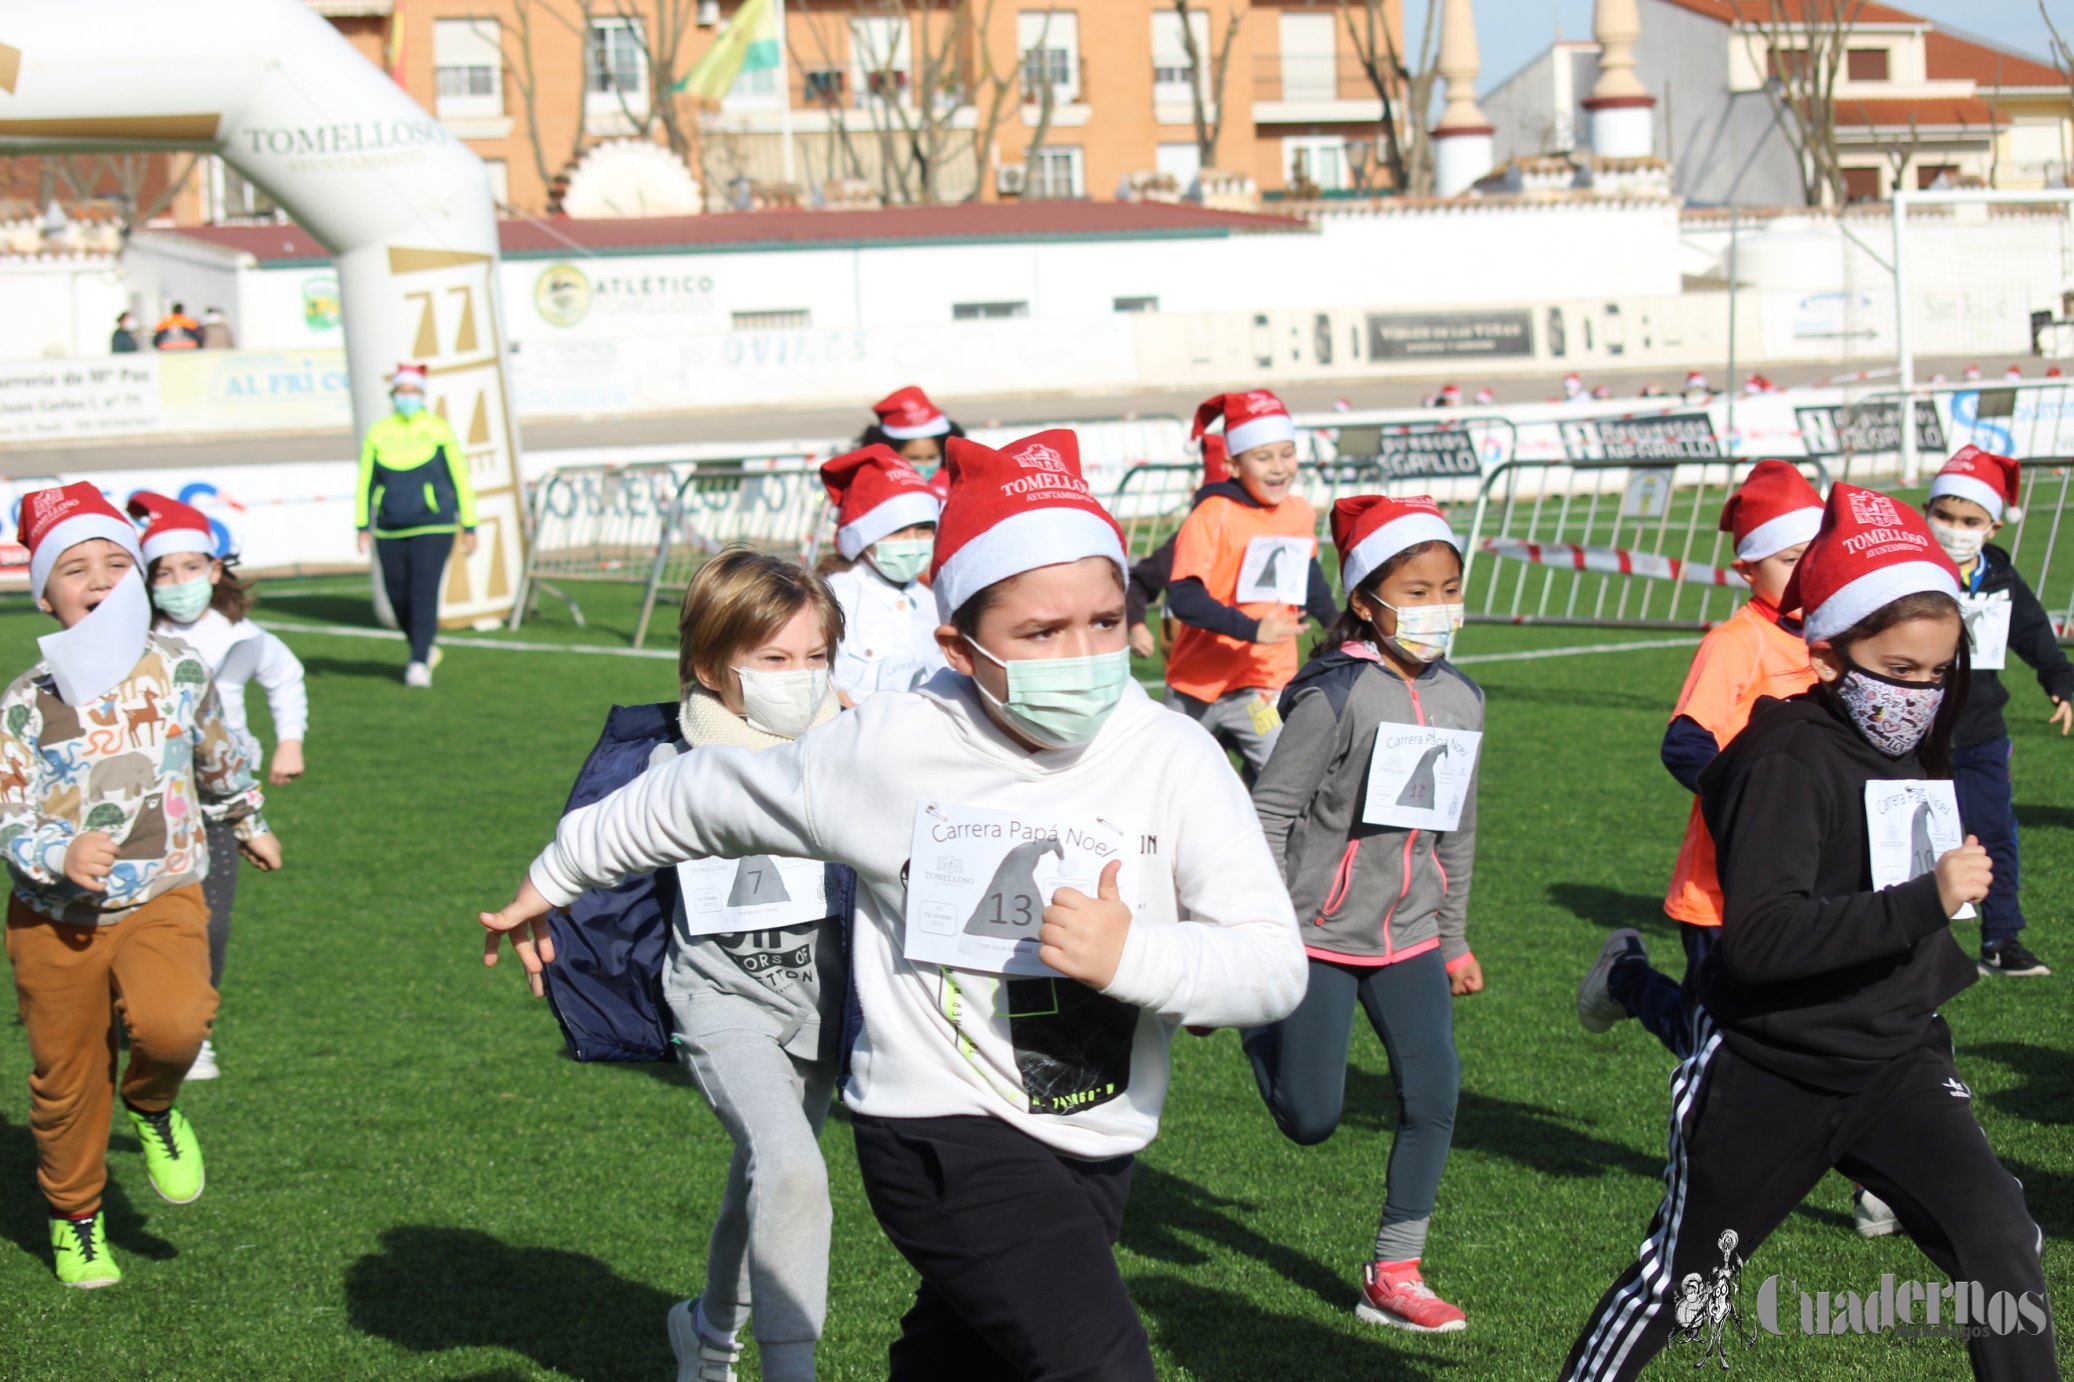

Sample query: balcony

[1251,52,1388,124]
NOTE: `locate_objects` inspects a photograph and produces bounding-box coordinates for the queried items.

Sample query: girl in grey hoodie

[1245,494,1485,1335]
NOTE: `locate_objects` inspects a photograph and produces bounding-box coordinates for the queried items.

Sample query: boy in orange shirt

[1576,462,1822,1054]
[1163,391,1338,782]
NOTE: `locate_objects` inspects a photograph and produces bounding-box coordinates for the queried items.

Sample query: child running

[819,445,946,703]
[128,492,307,1082]
[1246,495,1482,1333]
[481,429,1306,1380]
[1922,446,2071,978]
[1560,485,2056,1381]
[1576,462,1822,1056]
[1164,391,1338,782]
[1,484,275,1287]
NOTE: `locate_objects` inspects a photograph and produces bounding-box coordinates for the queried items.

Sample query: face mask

[1835,658,1945,758]
[1929,520,1985,565]
[964,637,1131,748]
[870,538,933,586]
[152,575,213,623]
[393,393,425,418]
[1376,600,1464,663]
[734,665,829,739]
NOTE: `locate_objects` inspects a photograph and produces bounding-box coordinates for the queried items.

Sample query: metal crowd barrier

[507,463,687,631]
[631,460,831,647]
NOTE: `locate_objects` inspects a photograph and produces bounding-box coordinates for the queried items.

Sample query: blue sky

[1426,0,2070,95]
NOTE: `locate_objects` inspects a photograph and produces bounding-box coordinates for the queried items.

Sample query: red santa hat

[1685,370,1708,390]
[925,465,952,501]
[871,385,952,441]
[1784,484,1960,644]
[1192,390,1297,458]
[1200,433,1229,486]
[929,429,1126,622]
[17,482,144,600]
[1332,495,1460,596]
[125,491,217,564]
[1719,460,1823,562]
[1927,445,2021,523]
[389,361,428,390]
[820,445,942,560]
[1438,383,1462,405]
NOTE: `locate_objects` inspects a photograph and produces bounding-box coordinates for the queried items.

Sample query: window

[1766,47,1808,81]
[1846,48,1889,81]
[805,68,846,104]
[1113,296,1159,314]
[1916,163,1960,189]
[1018,11,1080,104]
[588,18,648,113]
[1283,136,1348,193]
[213,158,278,222]
[1279,12,1336,102]
[1156,141,1202,188]
[1026,145,1084,199]
[733,309,811,331]
[1152,9,1211,106]
[434,19,503,120]
[852,16,911,106]
[953,301,1029,320]
[1842,166,1882,202]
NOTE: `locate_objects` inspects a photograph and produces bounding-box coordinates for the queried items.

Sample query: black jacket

[1955,543,2074,747]
[1696,693,1975,1092]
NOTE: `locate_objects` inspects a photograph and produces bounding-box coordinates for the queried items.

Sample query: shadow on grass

[2000,1160,2071,1239]
[0,1112,175,1266]
[1961,1041,2073,1128]
[1470,683,1671,714]
[1136,1274,1461,1381]
[261,593,385,629]
[299,657,406,681]
[1337,1070,1664,1182]
[2011,803,2074,831]
[343,1225,675,1377]
[1545,883,1681,937]
[1122,1163,1351,1313]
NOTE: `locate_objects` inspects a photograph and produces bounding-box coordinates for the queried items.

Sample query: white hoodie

[531,672,1306,1160]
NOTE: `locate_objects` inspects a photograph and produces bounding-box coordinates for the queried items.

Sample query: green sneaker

[125,1102,205,1204]
[51,1212,120,1288]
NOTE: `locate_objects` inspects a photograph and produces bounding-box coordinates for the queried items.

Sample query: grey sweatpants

[203,821,239,989]
[678,1025,837,1382]
[1166,686,1283,785]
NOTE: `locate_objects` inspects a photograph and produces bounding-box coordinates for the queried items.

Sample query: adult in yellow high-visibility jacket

[355,362,477,687]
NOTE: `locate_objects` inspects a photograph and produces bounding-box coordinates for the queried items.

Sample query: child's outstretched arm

[191,675,276,870]
[251,631,309,782]
[2003,567,2074,735]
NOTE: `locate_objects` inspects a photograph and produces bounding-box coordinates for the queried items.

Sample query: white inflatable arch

[0,0,525,625]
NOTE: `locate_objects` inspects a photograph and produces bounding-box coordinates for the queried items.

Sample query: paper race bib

[1864,779,1974,920]
[1362,726,1481,832]
[905,802,1141,977]
[1234,534,1311,606]
[1959,593,2011,671]
[675,855,834,937]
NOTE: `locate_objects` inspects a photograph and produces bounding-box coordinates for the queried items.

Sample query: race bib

[1362,726,1481,832]
[1234,534,1312,606]
[675,855,834,937]
[1864,779,1974,920]
[905,801,1141,977]
[1959,593,2011,671]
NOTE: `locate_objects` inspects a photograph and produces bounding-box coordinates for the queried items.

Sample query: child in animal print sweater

[0,483,275,1289]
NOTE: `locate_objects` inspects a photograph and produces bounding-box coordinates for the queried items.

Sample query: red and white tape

[1478,536,1746,588]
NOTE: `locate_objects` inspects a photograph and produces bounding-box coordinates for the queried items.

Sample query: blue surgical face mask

[394,392,425,417]
[964,636,1131,748]
[152,575,213,623]
[870,538,934,586]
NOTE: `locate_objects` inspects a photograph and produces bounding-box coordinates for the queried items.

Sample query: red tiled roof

[1654,0,1926,27]
[1924,31,2067,90]
[151,201,1311,263]
[1833,97,2010,128]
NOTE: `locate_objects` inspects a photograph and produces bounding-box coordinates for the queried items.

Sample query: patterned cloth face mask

[1835,658,1945,758]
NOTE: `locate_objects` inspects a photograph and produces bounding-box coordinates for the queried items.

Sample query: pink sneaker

[1357,1260,1466,1333]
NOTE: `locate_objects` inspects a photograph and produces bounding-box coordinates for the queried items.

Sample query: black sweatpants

[850,1112,1154,1382]
[375,532,452,664]
[1561,1010,2055,1381]
[1241,950,1459,1264]
[202,821,239,989]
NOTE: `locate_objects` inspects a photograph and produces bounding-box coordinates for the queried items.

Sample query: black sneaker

[1978,939,2051,978]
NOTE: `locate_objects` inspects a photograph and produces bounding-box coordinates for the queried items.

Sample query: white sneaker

[1854,1187,1900,1238]
[1577,928,1647,1033]
[186,1039,219,1082]
[667,1299,741,1382]
[403,661,431,688]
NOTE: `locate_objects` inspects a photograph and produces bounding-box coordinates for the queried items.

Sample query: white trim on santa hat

[1735,507,1821,562]
[1803,560,1959,643]
[390,363,427,389]
[836,489,942,560]
[141,527,215,564]
[1342,512,1459,595]
[1224,412,1297,458]
[880,412,951,441]
[1926,472,2005,523]
[933,507,1126,623]
[29,515,143,601]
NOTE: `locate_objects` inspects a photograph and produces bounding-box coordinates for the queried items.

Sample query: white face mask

[733,664,829,739]
[1929,519,1985,565]
[1376,600,1464,663]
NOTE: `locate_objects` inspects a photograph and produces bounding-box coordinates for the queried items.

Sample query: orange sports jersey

[1665,600,1818,925]
[1165,492,1318,702]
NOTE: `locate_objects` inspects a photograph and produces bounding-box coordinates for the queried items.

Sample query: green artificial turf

[0,580,2066,1380]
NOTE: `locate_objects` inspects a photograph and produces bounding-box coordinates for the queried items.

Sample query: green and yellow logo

[301,275,341,331]
[535,263,592,327]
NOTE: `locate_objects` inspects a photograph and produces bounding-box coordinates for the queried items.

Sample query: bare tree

[593,0,705,172]
[502,0,589,212]
[1171,0,1243,168]
[50,154,200,227]
[1337,0,1439,195]
[1874,113,1927,195]
[1745,0,1871,207]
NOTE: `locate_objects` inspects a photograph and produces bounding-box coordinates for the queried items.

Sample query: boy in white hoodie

[481,429,1307,1380]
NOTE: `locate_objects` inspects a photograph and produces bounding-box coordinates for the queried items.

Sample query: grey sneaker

[1854,1186,1900,1238]
[668,1298,740,1382]
[1577,928,1647,1034]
